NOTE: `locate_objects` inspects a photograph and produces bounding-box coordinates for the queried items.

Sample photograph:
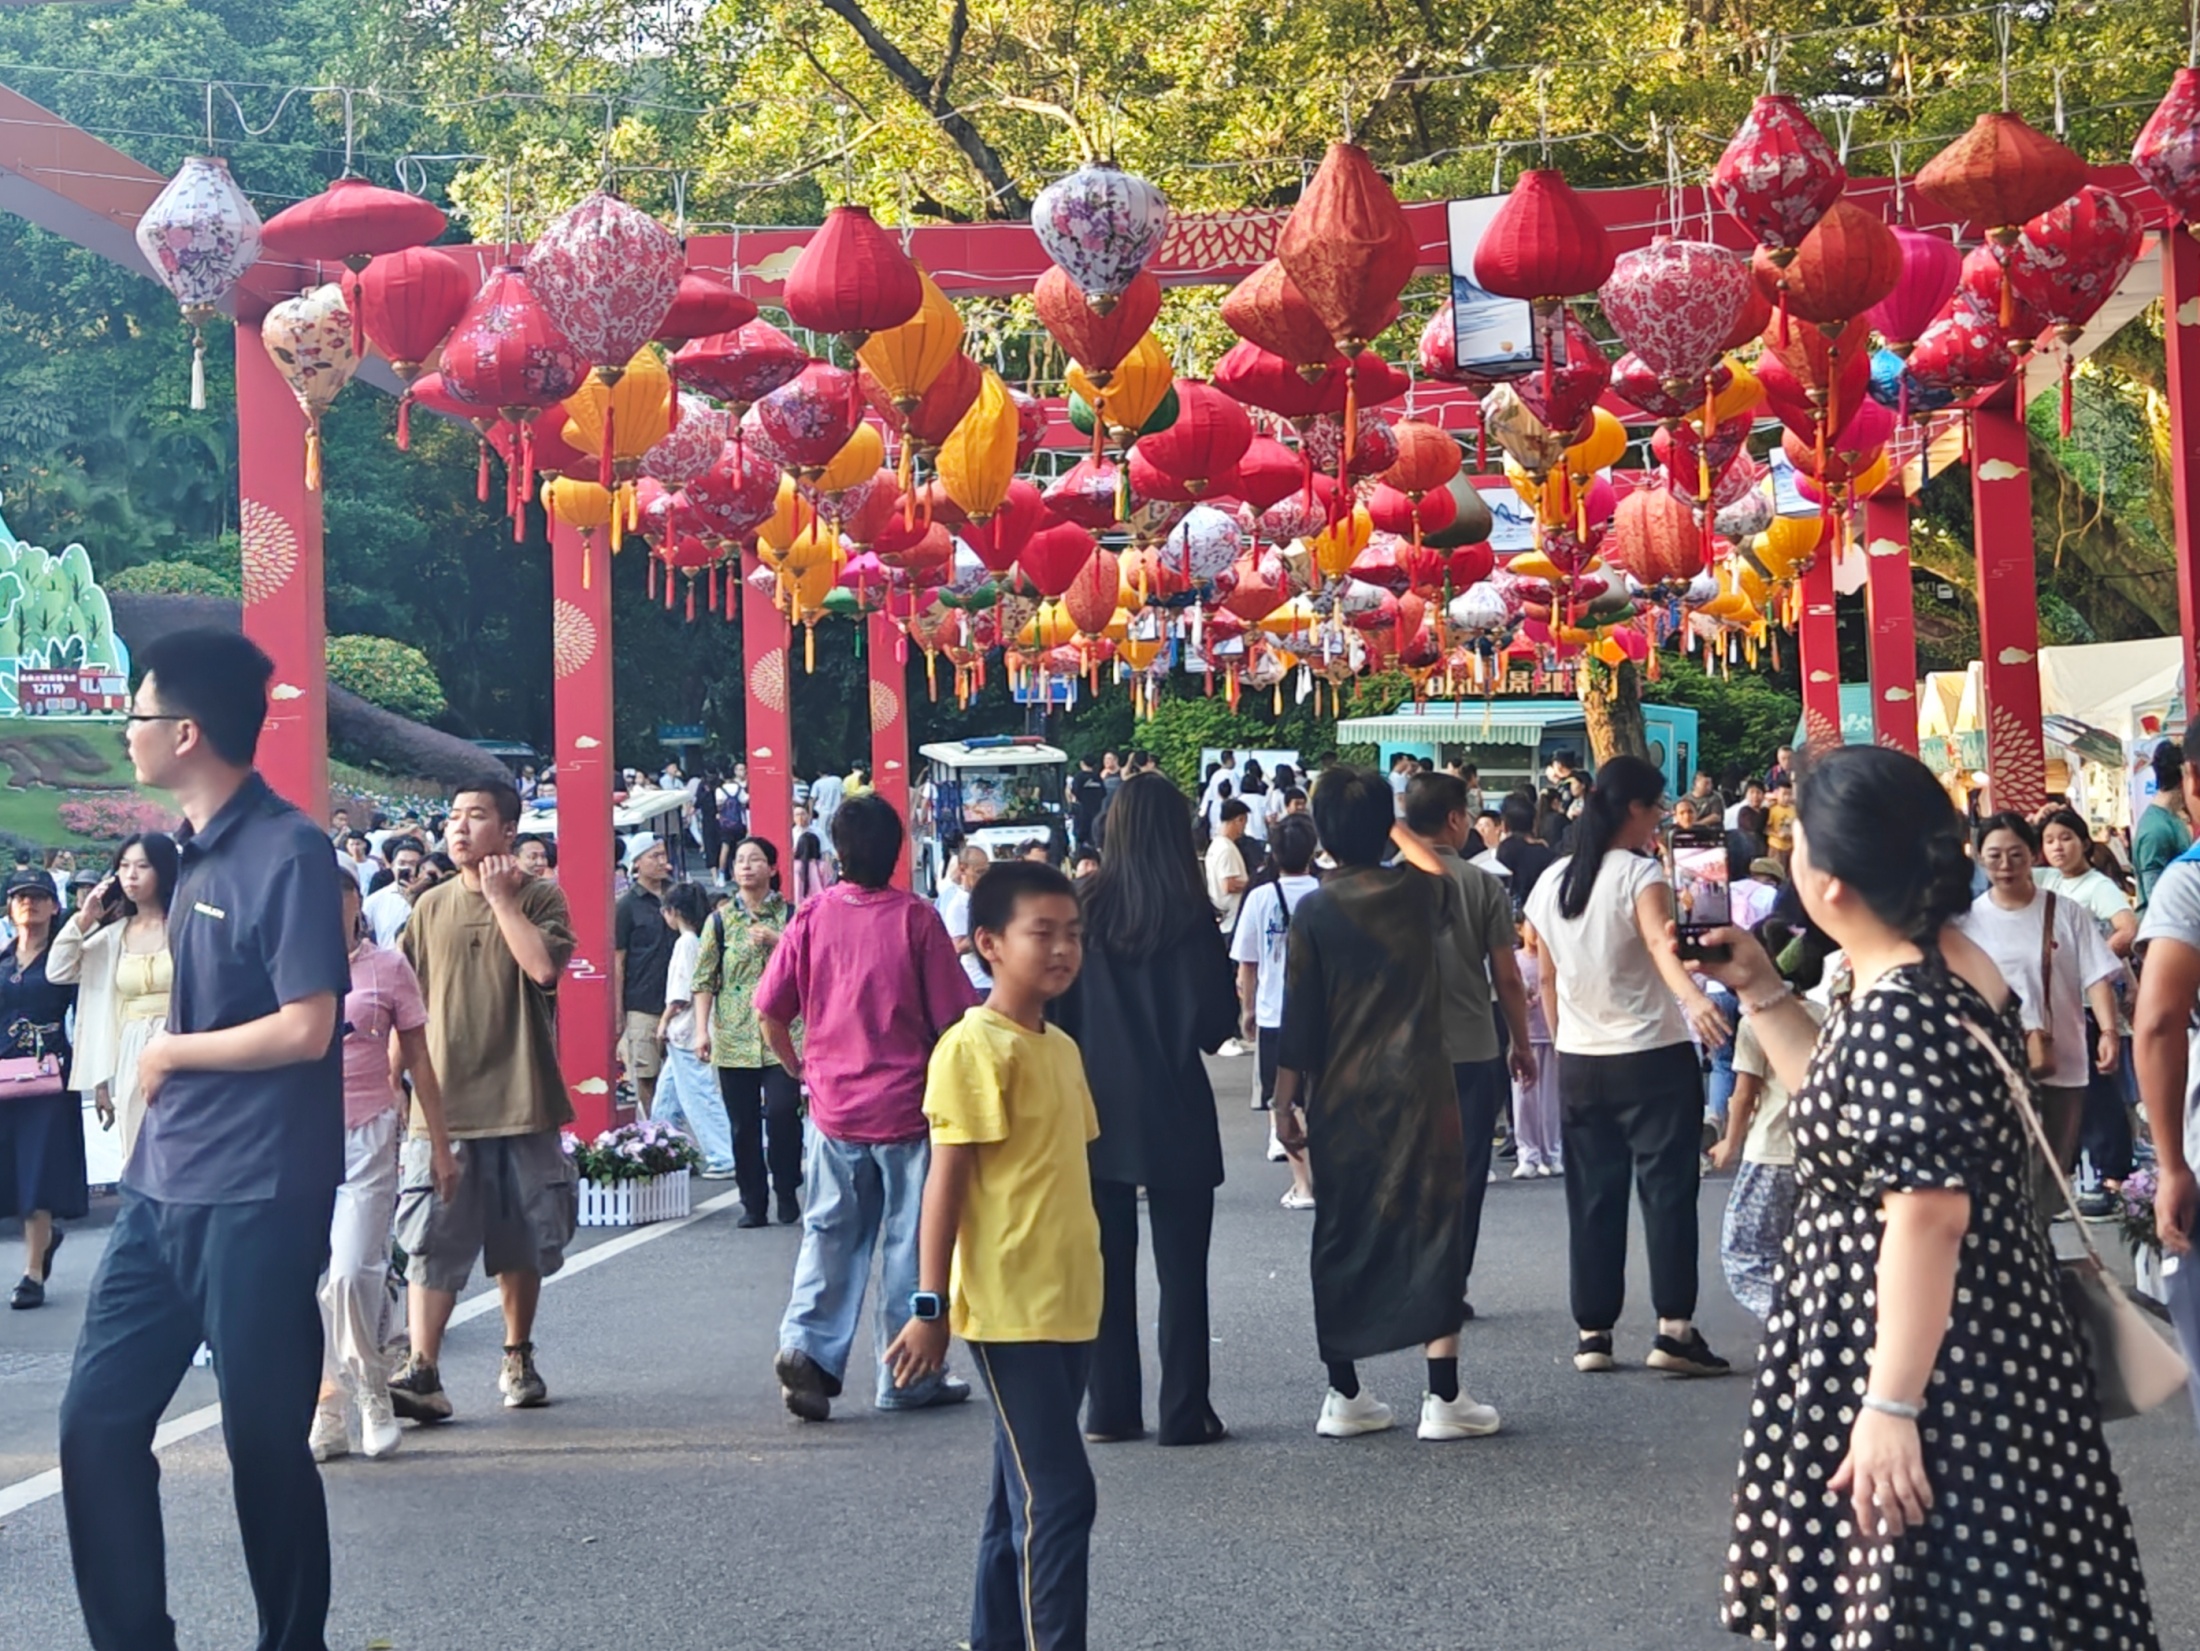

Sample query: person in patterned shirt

[692,836,802,1228]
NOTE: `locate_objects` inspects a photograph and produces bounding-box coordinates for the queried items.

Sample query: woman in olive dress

[1705,746,2156,1649]
[0,867,82,1309]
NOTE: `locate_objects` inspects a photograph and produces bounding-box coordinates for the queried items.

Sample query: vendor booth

[1337,700,1701,799]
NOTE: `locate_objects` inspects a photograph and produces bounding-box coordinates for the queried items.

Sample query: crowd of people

[1,632,2192,1651]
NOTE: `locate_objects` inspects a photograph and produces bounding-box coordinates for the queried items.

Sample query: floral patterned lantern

[1042,456,1121,531]
[753,361,861,475]
[1598,237,1753,394]
[687,438,783,543]
[1221,258,1340,371]
[782,204,924,348]
[642,395,726,490]
[1164,505,1245,584]
[1514,310,1610,434]
[2133,69,2200,226]
[1868,228,1965,356]
[260,282,358,490]
[1300,409,1399,478]
[1953,243,2050,341]
[1712,95,1846,264]
[439,265,589,522]
[1031,163,1170,314]
[1610,352,1731,422]
[1479,384,1568,477]
[1062,546,1124,636]
[133,155,263,409]
[1897,304,2017,401]
[1915,112,2086,246]
[1278,143,1420,356]
[1416,304,1473,386]
[2007,185,2145,432]
[675,319,806,415]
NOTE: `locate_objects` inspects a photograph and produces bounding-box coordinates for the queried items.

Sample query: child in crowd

[1231,814,1322,1208]
[1510,918,1562,1178]
[1708,983,1826,1322]
[886,861,1102,1651]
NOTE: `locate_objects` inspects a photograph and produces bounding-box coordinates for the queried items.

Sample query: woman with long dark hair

[1054,771,1239,1445]
[1709,746,2157,1649]
[49,831,178,1177]
[0,868,78,1308]
[1523,755,1731,1377]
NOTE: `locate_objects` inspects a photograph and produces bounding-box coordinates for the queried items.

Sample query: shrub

[57,794,178,842]
[105,559,240,599]
[326,635,447,723]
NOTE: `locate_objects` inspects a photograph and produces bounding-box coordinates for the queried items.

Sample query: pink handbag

[0,1021,65,1101]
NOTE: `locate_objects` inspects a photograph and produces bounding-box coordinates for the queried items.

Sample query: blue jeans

[777,1130,949,1407]
[654,1043,735,1174]
[1703,988,1740,1123]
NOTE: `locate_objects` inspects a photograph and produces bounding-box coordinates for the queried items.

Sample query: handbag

[1963,1015,2190,1421]
[0,1019,65,1101]
[2024,892,2058,1079]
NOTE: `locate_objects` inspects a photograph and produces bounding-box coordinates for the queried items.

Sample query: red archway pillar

[234,320,329,820]
[1863,491,1919,754]
[2165,228,2200,698]
[549,520,619,1137]
[1796,551,1842,752]
[740,553,794,860]
[868,610,911,887]
[1970,405,2047,814]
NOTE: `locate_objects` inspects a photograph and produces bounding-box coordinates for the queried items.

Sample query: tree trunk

[1580,659,1650,766]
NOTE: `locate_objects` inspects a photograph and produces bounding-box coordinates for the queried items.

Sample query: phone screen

[1670,828,1732,963]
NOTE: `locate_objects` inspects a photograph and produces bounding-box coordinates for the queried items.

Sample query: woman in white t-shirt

[1523,754,1732,1379]
[2033,807,2140,1199]
[1229,815,1321,1208]
[1953,813,2121,1213]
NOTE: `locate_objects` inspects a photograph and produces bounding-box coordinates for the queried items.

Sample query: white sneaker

[1511,1162,1537,1180]
[1219,1037,1254,1058]
[308,1397,349,1463]
[1316,1388,1394,1437]
[1418,1389,1502,1440]
[1280,1189,1316,1210]
[357,1387,403,1459]
[1266,1130,1288,1163]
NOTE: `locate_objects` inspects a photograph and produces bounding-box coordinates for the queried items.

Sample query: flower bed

[2118,1168,2170,1306]
[564,1121,701,1229]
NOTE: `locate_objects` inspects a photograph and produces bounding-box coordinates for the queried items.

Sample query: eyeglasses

[124,713,187,725]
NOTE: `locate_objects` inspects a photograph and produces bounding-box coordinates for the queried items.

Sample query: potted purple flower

[564,1120,703,1227]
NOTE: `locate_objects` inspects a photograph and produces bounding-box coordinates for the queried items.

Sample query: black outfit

[1453,1058,1507,1286]
[1496,834,1556,913]
[0,937,83,1224]
[1052,912,1237,1444]
[969,1341,1097,1651]
[716,1065,803,1214]
[1559,1042,1703,1329]
[614,886,672,1013]
[1724,960,2158,1648]
[1069,771,1106,850]
[60,773,351,1651]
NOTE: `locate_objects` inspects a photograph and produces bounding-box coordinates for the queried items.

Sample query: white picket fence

[577,1170,693,1228]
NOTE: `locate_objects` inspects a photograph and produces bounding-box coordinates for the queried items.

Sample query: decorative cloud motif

[2180,298,2200,328]
[574,734,601,749]
[1976,458,2023,482]
[1996,646,2034,666]
[1866,537,1903,558]
[271,682,303,700]
[575,1077,609,1095]
[1885,686,1915,702]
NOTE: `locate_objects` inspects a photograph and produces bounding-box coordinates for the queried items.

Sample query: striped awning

[1336,701,1586,747]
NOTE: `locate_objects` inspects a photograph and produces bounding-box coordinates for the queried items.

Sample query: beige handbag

[1964,1017,2190,1421]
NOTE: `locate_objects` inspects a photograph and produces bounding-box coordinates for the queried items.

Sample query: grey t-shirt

[1433,845,1518,1065]
[2136,853,2200,1169]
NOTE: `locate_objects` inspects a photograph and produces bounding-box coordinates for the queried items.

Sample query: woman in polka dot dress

[1703,747,2157,1650]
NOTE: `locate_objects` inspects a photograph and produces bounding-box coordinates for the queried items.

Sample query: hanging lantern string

[2191,0,2199,66]
[1997,3,2015,110]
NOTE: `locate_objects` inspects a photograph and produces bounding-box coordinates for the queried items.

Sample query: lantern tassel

[709,563,719,610]
[648,555,657,599]
[190,326,207,411]
[600,403,616,488]
[687,580,696,623]
[305,424,322,493]
[2060,354,2075,439]
[805,621,816,673]
[397,393,413,453]
[477,439,492,503]
[583,534,592,590]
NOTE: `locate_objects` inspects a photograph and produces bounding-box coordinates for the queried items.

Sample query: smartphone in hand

[1669,827,1733,965]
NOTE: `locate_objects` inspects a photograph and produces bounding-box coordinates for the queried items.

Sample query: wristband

[1740,984,1796,1016]
[1861,1393,1922,1421]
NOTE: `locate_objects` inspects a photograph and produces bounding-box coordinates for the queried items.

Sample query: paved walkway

[2,1058,2196,1650]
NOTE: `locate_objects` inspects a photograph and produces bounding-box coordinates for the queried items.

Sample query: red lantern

[656,271,758,348]
[261,177,447,269]
[897,352,986,455]
[1220,259,1339,370]
[1612,352,1732,421]
[2134,68,2200,226]
[1042,456,1121,530]
[1474,169,1615,302]
[781,204,924,346]
[1780,426,1882,485]
[1772,199,1902,329]
[1221,551,1291,623]
[1276,142,1420,354]
[1711,95,1846,261]
[1915,112,2087,243]
[1722,285,1774,352]
[1018,521,1098,599]
[1033,267,1161,385]
[1514,310,1610,433]
[751,362,860,472]
[1381,420,1462,497]
[439,266,589,514]
[1608,486,1703,587]
[1212,341,1406,422]
[687,439,783,542]
[356,247,473,380]
[1869,228,1965,355]
[1447,543,1496,588]
[875,516,952,576]
[1905,303,2019,400]
[1129,379,1253,498]
[1367,482,1457,542]
[1234,435,1304,512]
[1062,546,1122,634]
[676,319,807,414]
[965,480,1052,573]
[2008,184,2145,433]
[1953,244,2050,340]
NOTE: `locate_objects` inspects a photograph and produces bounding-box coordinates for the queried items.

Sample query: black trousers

[969,1341,1096,1651]
[717,1064,803,1212]
[1558,1042,1704,1331]
[1454,1058,1507,1287]
[1087,1178,1214,1444]
[60,1188,335,1651]
[2080,1020,2136,1185]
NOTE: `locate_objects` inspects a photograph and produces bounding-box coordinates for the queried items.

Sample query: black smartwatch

[910,1290,944,1322]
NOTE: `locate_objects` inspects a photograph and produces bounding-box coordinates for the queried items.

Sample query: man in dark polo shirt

[615,837,673,1114]
[58,629,350,1651]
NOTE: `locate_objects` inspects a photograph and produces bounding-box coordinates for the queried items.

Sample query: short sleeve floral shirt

[693,893,795,1069]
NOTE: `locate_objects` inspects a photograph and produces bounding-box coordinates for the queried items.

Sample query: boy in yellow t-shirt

[885,860,1101,1651]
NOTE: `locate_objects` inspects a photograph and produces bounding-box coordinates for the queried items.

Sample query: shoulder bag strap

[1959,1012,2102,1265]
[2039,891,2057,1027]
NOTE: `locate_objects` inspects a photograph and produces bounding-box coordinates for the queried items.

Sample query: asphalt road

[2,1056,2197,1651]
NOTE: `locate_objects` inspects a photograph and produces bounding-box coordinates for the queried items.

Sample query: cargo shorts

[395,1128,578,1293]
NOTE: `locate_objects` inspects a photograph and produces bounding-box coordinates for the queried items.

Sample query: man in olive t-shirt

[391,779,577,1423]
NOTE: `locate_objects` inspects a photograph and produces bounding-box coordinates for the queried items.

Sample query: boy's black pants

[968,1340,1096,1651]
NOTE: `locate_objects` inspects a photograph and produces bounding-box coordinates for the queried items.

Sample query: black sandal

[10,1275,44,1310]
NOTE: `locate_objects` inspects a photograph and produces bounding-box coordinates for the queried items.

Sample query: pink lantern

[1869,229,1965,355]
[641,395,726,489]
[524,191,682,376]
[1712,94,1847,260]
[1598,238,1754,390]
[751,362,861,473]
[2134,68,2200,225]
[1417,304,1472,384]
[687,439,783,541]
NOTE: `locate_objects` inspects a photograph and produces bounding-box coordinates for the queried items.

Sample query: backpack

[717,786,746,835]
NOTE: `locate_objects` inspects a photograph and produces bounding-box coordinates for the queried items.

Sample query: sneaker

[776,1193,802,1225]
[2076,1190,2118,1221]
[1316,1388,1394,1438]
[881,1374,973,1411]
[775,1348,834,1422]
[1573,1332,1616,1373]
[1266,1131,1288,1163]
[1280,1189,1316,1210]
[1511,1162,1538,1180]
[699,1166,738,1180]
[1218,1037,1254,1058]
[358,1388,402,1459]
[1418,1389,1502,1440]
[1647,1328,1731,1377]
[1537,1163,1560,1179]
[499,1342,549,1408]
[309,1396,350,1463]
[387,1352,453,1424]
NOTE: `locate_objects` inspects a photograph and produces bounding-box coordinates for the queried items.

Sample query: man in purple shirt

[757,793,977,1421]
